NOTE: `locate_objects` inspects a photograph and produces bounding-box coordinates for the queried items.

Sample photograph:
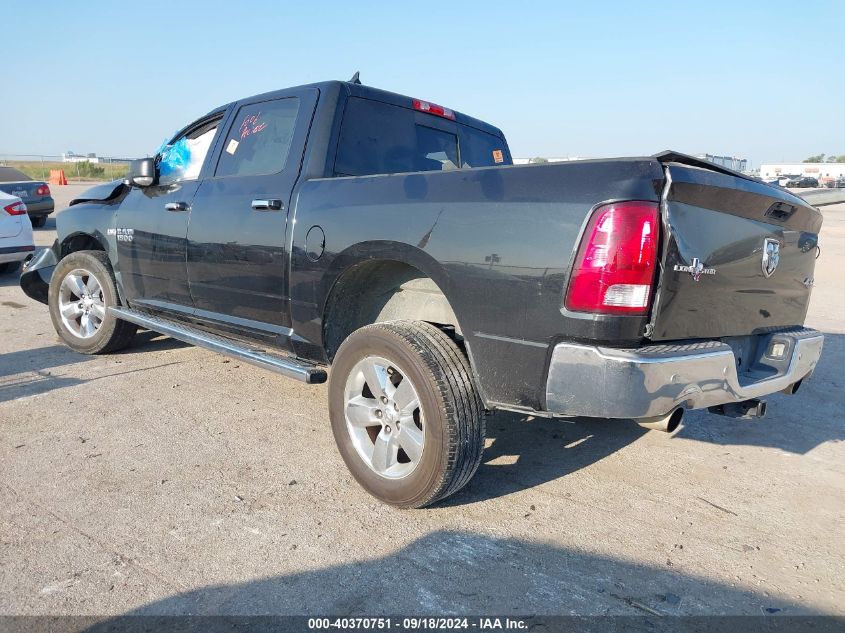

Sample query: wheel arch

[319,242,487,404]
[59,231,108,258]
[57,231,126,303]
[322,244,459,355]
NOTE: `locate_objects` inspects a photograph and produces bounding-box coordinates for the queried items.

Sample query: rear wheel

[48,251,137,354]
[0,261,20,275]
[30,215,47,228]
[329,321,485,508]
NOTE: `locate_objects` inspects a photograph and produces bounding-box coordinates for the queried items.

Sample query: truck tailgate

[648,163,823,340]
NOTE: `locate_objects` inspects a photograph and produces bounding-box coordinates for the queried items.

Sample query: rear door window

[335,98,422,176]
[334,97,508,177]
[215,98,300,178]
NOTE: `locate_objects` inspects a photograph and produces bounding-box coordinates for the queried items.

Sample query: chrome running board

[109,307,327,384]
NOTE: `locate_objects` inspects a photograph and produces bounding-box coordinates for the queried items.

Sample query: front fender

[55,201,117,259]
[22,185,118,307]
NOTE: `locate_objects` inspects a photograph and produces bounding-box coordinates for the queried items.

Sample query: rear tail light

[412,99,456,120]
[565,201,660,315]
[3,201,27,216]
[36,184,50,197]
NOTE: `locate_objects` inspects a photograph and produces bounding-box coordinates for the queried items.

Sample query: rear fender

[292,240,501,405]
[291,240,457,352]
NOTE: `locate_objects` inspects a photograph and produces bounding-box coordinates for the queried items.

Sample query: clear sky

[3,0,843,166]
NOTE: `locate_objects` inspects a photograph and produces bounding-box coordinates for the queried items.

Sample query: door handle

[164,201,190,212]
[251,199,283,211]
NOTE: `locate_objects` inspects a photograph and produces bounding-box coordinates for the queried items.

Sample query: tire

[328,321,485,508]
[0,261,20,275]
[48,250,137,354]
[30,215,47,228]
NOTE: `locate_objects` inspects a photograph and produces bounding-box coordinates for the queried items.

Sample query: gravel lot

[1,183,843,616]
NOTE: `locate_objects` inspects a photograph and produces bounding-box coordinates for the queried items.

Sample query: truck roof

[219,80,506,139]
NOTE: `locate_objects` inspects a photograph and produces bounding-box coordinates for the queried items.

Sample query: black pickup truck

[21,78,824,508]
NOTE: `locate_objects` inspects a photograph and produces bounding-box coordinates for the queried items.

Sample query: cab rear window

[334,97,508,177]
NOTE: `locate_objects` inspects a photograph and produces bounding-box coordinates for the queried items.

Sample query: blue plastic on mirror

[159,138,191,180]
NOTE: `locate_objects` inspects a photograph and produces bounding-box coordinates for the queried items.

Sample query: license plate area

[723,330,803,386]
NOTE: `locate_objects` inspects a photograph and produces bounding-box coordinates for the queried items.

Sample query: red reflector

[565,201,660,315]
[412,99,456,120]
[36,184,50,197]
[4,201,27,216]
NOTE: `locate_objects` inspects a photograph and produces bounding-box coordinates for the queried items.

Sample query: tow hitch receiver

[708,399,768,420]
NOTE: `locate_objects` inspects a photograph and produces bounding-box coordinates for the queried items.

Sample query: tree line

[803,154,845,163]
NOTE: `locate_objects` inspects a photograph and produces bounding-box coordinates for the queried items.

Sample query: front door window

[157,117,221,186]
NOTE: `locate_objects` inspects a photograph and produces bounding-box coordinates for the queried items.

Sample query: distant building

[515,154,750,172]
[62,151,100,163]
[760,163,845,185]
[696,154,747,172]
[513,157,593,165]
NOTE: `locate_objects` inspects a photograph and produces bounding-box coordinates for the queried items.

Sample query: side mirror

[125,158,156,187]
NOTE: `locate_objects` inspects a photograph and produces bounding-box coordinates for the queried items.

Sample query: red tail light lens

[412,99,456,120]
[36,184,50,197]
[3,201,27,216]
[565,201,660,315]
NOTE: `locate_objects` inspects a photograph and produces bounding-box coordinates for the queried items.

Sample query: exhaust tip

[637,407,684,433]
[664,407,684,433]
[782,379,802,395]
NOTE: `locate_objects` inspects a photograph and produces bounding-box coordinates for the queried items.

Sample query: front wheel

[328,321,485,508]
[48,250,137,354]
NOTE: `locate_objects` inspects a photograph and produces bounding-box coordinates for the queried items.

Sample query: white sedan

[0,190,35,274]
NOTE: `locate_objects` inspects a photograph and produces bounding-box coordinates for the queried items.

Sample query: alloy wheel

[58,268,107,338]
[343,355,425,479]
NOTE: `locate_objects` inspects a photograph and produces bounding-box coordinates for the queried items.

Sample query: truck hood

[70,179,127,206]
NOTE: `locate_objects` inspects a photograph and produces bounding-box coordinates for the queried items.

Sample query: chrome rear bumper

[545,329,823,420]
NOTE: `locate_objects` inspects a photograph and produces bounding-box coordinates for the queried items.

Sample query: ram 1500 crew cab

[21,78,823,507]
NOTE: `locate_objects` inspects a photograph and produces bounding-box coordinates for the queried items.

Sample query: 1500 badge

[674,257,716,281]
[107,228,134,242]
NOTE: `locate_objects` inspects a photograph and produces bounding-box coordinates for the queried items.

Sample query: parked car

[0,191,35,274]
[0,167,55,228]
[826,177,845,188]
[785,176,819,188]
[20,78,824,507]
[776,174,799,186]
